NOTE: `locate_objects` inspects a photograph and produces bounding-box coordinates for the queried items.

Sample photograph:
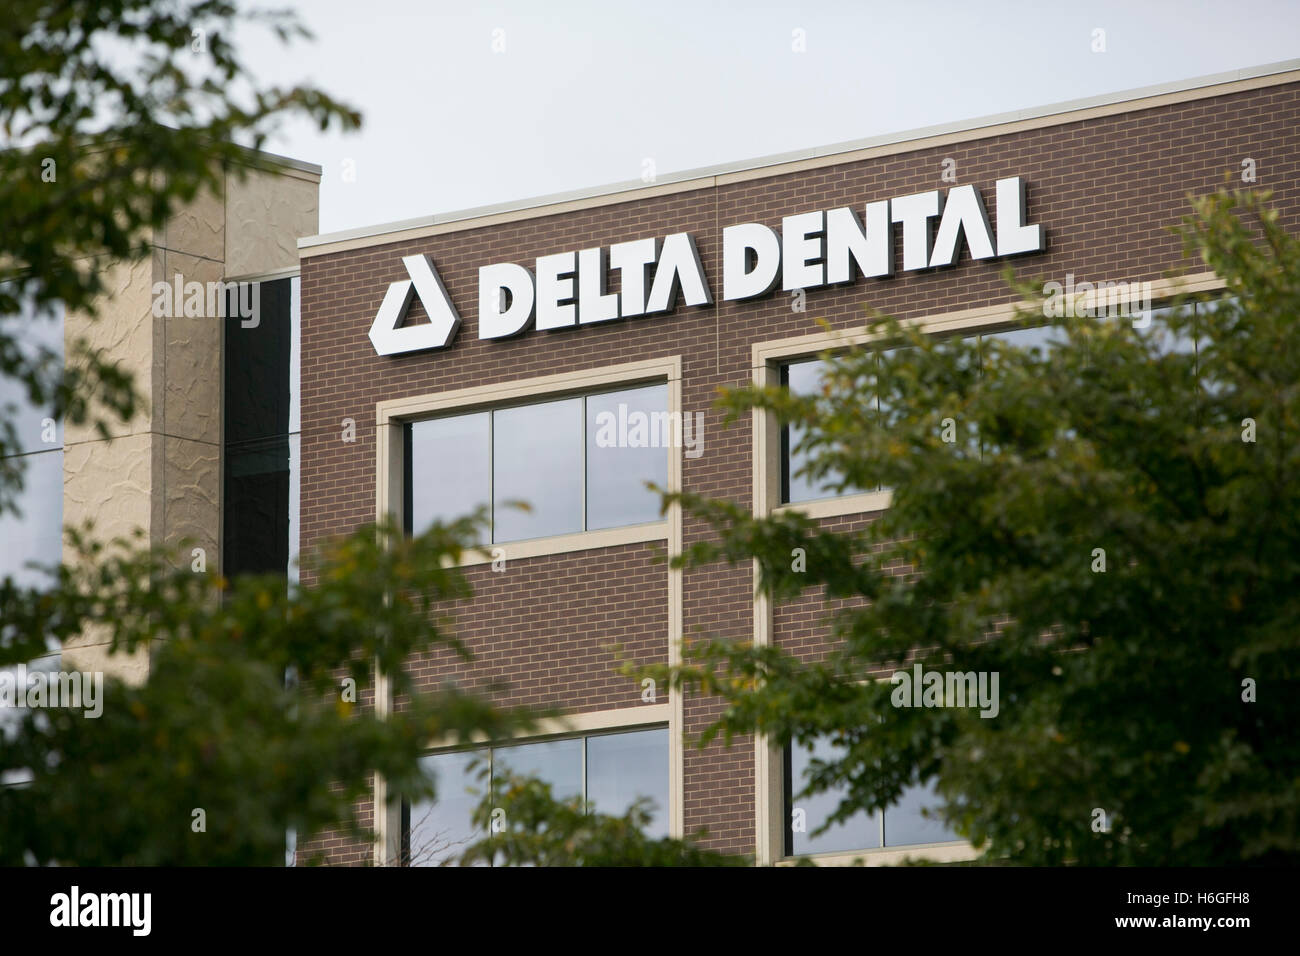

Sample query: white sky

[233,0,1300,236]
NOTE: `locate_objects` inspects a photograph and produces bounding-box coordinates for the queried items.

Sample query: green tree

[0,0,360,484]
[0,518,543,865]
[633,187,1299,866]
[457,772,746,867]
[0,1,534,866]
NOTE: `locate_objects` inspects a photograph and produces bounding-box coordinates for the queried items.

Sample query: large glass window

[780,355,888,503]
[979,323,1067,358]
[0,649,61,789]
[403,749,484,866]
[586,726,670,838]
[1132,298,1230,373]
[406,383,668,544]
[406,411,490,540]
[0,291,64,589]
[586,385,669,530]
[406,726,669,866]
[222,275,299,581]
[0,297,64,457]
[779,327,1072,504]
[0,449,64,588]
[493,736,583,801]
[785,736,960,857]
[782,359,844,504]
[0,293,65,788]
[493,397,583,541]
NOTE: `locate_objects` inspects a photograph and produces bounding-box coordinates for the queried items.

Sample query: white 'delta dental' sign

[367,176,1044,356]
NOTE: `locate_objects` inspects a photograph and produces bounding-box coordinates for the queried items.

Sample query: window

[784,736,960,857]
[0,650,61,789]
[978,323,1067,358]
[493,397,583,541]
[1134,297,1233,379]
[781,358,849,504]
[0,293,66,786]
[406,383,668,543]
[585,387,671,530]
[0,292,64,587]
[779,352,904,503]
[405,726,669,866]
[0,448,64,589]
[222,275,300,581]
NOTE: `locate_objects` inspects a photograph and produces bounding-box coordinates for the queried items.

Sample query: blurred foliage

[0,515,542,865]
[630,188,1300,866]
[0,0,518,866]
[0,0,360,508]
[2,3,1294,866]
[458,772,747,867]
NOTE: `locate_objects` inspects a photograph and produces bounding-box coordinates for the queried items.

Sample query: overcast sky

[234,0,1300,237]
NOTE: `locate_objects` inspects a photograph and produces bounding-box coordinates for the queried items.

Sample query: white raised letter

[930,184,996,267]
[478,262,535,339]
[578,247,620,324]
[723,223,781,300]
[646,233,712,314]
[609,237,659,318]
[995,176,1045,256]
[891,191,943,272]
[535,251,577,331]
[826,201,892,282]
[781,210,825,292]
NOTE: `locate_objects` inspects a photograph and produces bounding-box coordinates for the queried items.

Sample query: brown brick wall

[297,81,1300,862]
[399,544,668,714]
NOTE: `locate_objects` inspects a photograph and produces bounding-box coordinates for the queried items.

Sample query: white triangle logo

[368,254,462,355]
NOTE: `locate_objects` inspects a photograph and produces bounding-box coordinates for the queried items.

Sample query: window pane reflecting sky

[885,777,959,847]
[493,397,582,542]
[586,385,667,531]
[789,736,879,855]
[0,449,63,589]
[0,294,63,456]
[409,750,486,867]
[586,728,669,838]
[493,737,583,802]
[784,358,868,502]
[409,411,490,537]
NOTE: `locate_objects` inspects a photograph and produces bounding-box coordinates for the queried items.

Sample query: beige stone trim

[666,361,684,839]
[448,521,668,569]
[302,179,713,258]
[752,271,1223,370]
[750,360,781,864]
[712,71,1292,187]
[226,142,322,180]
[244,164,319,186]
[375,355,681,423]
[372,356,684,861]
[777,842,979,867]
[301,66,1299,258]
[421,704,672,752]
[777,490,893,520]
[222,264,301,284]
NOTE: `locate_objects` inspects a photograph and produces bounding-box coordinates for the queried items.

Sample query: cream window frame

[371,357,685,864]
[750,272,1223,865]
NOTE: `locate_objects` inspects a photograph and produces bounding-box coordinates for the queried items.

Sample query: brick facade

[295,79,1300,864]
